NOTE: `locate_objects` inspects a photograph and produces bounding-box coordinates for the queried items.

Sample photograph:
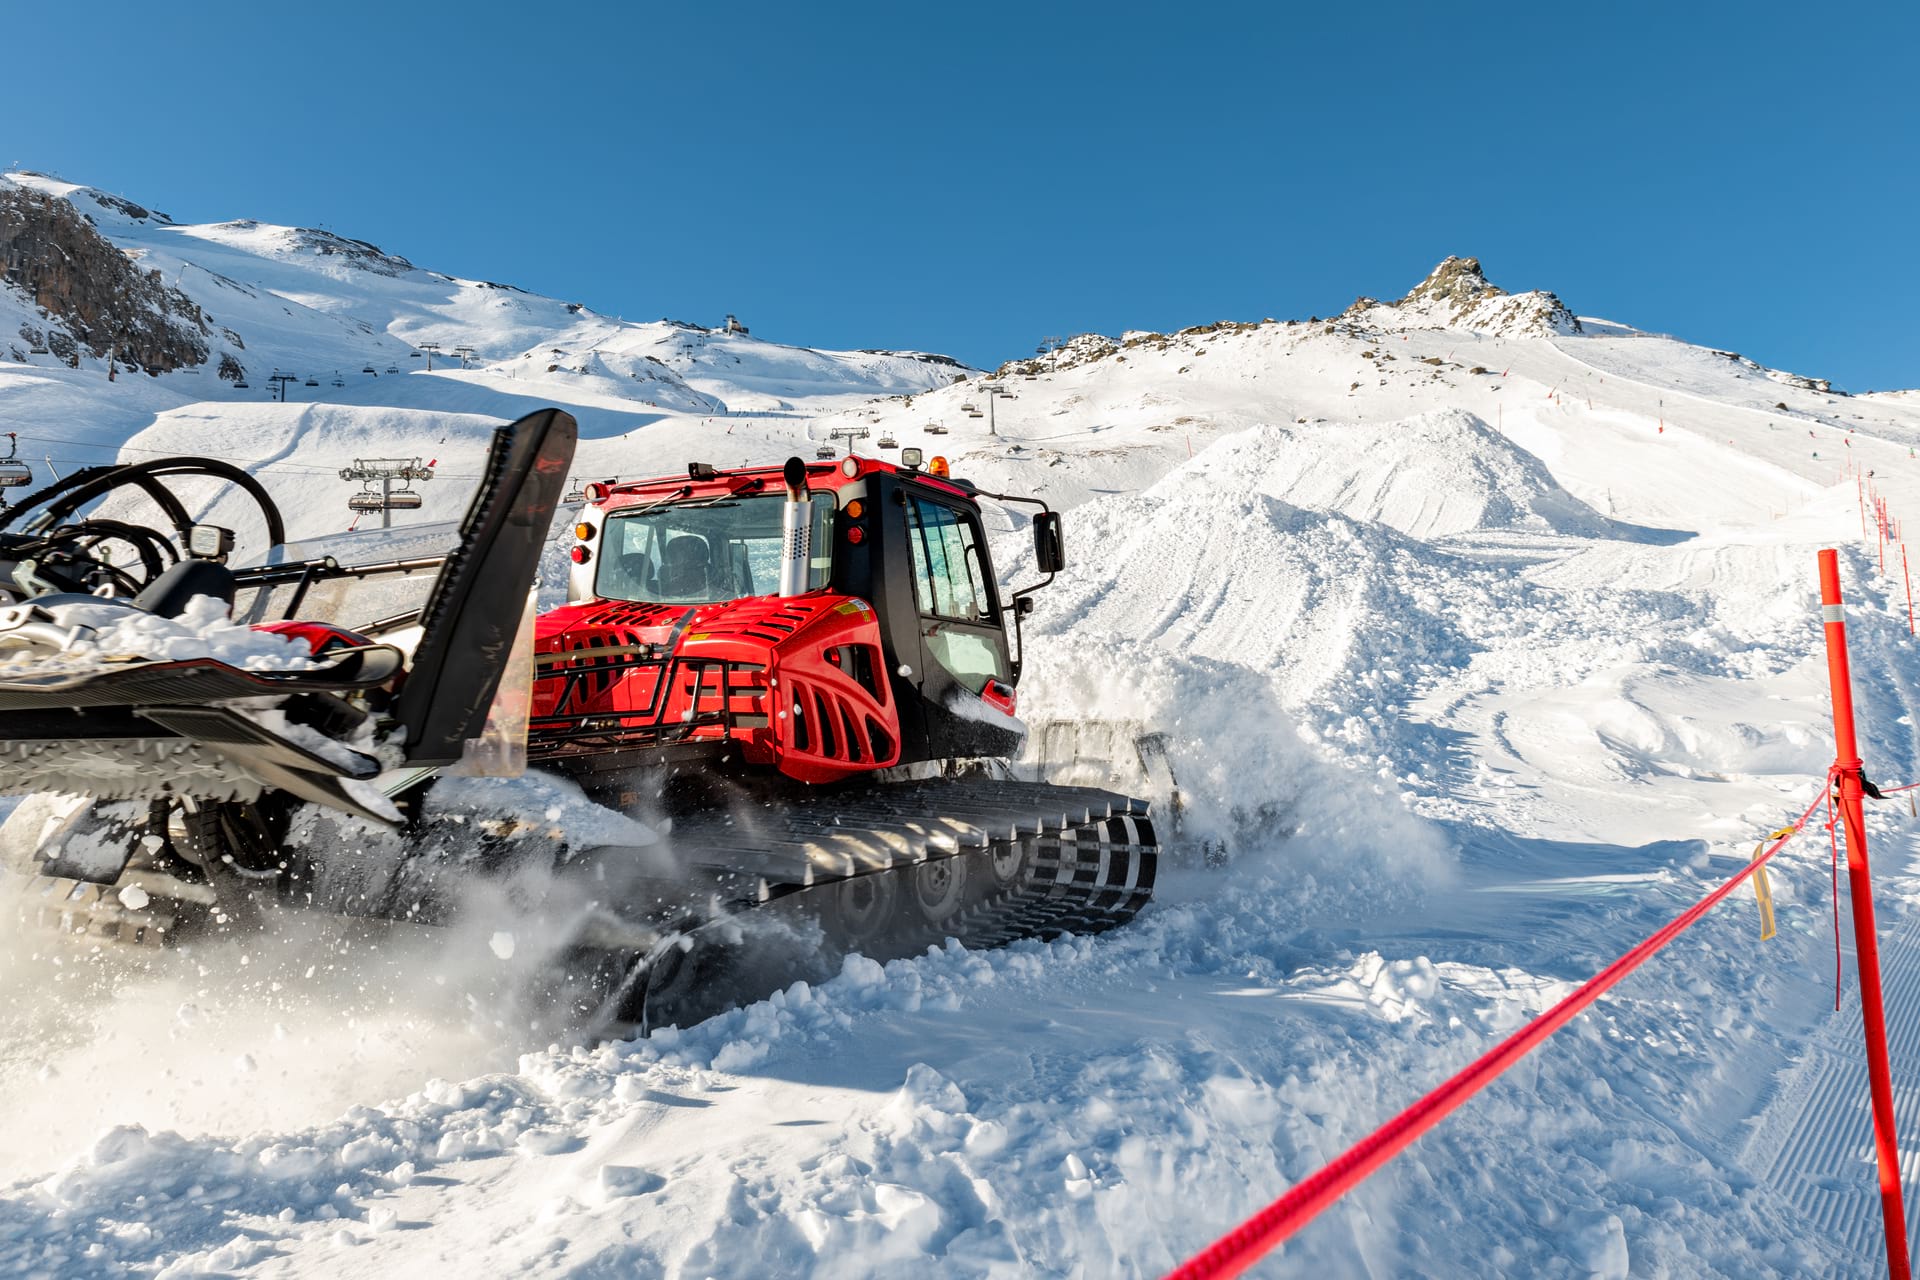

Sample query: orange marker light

[573,522,595,540]
[928,456,950,477]
[845,499,864,519]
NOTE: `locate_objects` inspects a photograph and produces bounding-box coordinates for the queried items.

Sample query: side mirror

[1032,511,1065,574]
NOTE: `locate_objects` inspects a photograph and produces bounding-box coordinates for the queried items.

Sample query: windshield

[595,494,834,604]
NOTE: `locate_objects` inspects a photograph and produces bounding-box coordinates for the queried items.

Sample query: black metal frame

[530,648,769,757]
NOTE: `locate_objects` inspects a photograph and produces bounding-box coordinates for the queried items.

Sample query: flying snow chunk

[118,884,151,910]
[489,931,516,961]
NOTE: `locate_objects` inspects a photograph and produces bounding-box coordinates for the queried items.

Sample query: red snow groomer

[0,415,1156,1031]
[536,453,1045,786]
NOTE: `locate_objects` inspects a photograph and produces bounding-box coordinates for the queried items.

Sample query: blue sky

[5,1,1912,387]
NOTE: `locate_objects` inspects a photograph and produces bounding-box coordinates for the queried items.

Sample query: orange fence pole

[1904,544,1914,636]
[1818,549,1912,1280]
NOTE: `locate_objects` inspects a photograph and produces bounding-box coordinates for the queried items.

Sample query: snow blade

[138,706,387,824]
[393,407,578,765]
[0,407,575,817]
[0,645,403,710]
[0,646,404,817]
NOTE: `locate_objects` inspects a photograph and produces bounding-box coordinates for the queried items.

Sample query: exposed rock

[288,227,413,276]
[858,349,970,371]
[996,332,1119,377]
[1710,346,1835,394]
[0,185,210,375]
[1343,256,1581,338]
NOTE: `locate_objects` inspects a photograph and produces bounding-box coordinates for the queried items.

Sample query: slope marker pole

[1818,549,1912,1280]
[1903,543,1914,636]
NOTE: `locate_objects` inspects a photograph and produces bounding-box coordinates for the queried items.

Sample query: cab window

[596,494,832,604]
[905,494,994,621]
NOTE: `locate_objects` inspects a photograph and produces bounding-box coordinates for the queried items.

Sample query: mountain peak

[1403,255,1500,309]
[1344,256,1581,339]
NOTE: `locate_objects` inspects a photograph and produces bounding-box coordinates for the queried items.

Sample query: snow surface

[6,177,1920,1277]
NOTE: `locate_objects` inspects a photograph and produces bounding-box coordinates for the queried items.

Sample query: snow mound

[1346,256,1581,338]
[1155,409,1622,541]
[1011,436,1487,714]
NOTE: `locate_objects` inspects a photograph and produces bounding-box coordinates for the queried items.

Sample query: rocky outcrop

[0,185,210,375]
[1344,256,1581,338]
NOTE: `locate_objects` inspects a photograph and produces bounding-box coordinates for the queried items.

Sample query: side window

[905,494,993,621]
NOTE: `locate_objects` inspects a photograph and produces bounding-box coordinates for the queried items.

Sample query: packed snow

[6,176,1920,1277]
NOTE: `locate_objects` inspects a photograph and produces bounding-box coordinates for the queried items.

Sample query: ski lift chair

[305,377,320,387]
[815,445,835,459]
[0,434,32,488]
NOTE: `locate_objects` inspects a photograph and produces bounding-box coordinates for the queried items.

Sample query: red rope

[1165,782,1831,1280]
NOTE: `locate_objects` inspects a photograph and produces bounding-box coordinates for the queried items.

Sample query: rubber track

[9,777,1159,1023]
[659,776,1156,935]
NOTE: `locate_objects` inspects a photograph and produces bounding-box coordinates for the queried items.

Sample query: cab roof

[587,454,979,508]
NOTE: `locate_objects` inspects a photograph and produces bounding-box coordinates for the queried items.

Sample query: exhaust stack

[778,456,812,597]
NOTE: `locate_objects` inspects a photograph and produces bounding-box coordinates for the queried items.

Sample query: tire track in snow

[1742,909,1920,1261]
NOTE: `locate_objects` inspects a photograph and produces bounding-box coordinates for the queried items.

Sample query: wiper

[615,485,693,520]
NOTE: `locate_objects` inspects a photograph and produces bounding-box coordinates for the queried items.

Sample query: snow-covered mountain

[5,174,1920,1278]
[0,171,968,412]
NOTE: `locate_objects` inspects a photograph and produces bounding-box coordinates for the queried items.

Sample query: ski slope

[6,177,1920,1277]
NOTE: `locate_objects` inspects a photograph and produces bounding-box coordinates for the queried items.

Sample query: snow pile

[0,593,316,675]
[1154,409,1627,541]
[1007,428,1506,716]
